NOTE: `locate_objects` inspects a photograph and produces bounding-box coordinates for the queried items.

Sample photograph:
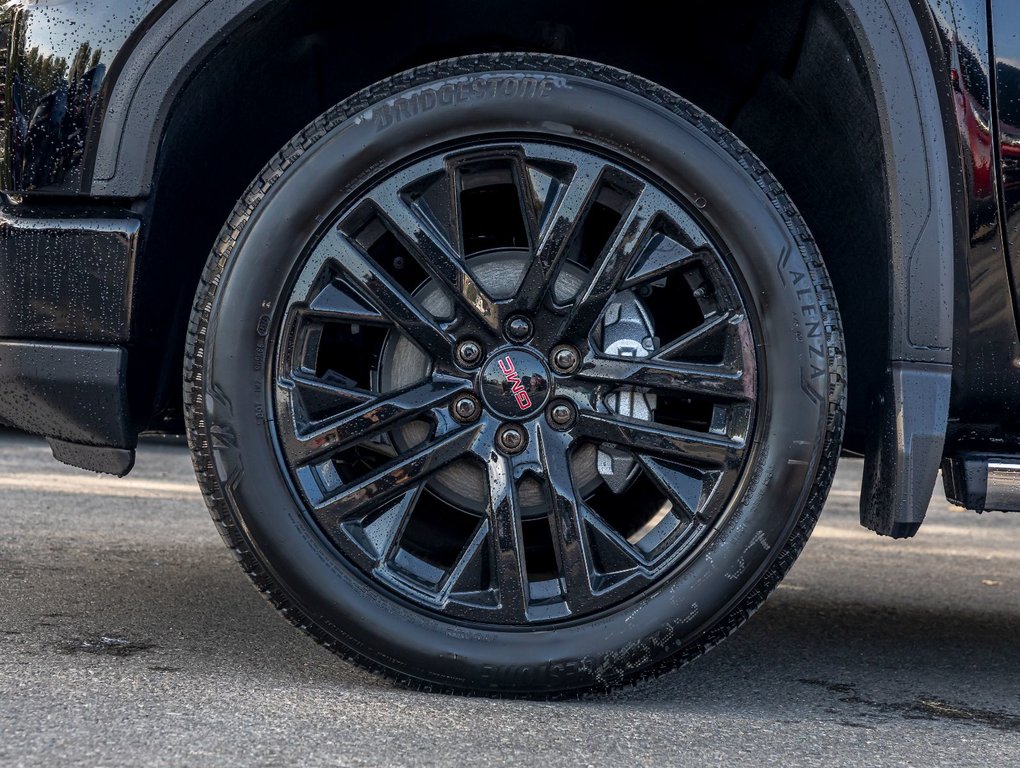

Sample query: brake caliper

[598,291,657,493]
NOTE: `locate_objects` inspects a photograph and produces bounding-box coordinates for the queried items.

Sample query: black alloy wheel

[186,54,844,695]
[274,140,757,625]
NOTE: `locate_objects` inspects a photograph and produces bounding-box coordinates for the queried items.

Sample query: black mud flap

[860,362,951,538]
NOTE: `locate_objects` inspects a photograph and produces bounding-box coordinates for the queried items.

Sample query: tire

[185,53,845,696]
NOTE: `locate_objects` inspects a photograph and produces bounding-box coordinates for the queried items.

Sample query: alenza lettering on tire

[779,249,827,405]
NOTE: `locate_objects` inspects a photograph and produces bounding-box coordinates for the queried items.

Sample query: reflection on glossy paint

[0,0,162,192]
[992,0,1020,297]
[929,0,1020,442]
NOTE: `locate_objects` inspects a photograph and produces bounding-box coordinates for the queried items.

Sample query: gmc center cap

[479,348,551,419]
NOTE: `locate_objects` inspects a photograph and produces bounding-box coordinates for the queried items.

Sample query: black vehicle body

[0,0,1016,540]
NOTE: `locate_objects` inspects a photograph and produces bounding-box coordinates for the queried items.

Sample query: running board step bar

[942,454,1020,512]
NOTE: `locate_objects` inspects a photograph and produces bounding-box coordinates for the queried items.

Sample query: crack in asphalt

[55,634,157,658]
[799,678,1020,733]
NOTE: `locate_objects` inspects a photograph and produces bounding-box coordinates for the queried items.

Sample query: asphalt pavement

[1,432,1018,767]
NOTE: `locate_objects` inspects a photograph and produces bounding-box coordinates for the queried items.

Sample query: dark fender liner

[89,0,274,195]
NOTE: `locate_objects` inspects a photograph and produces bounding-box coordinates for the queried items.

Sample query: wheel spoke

[514,156,604,311]
[304,281,388,325]
[439,518,491,599]
[557,186,660,342]
[367,189,501,335]
[481,453,529,621]
[355,484,422,564]
[655,311,734,359]
[287,370,374,408]
[582,510,648,580]
[313,425,481,527]
[575,356,750,401]
[636,455,710,522]
[289,376,469,465]
[575,411,744,469]
[538,429,597,612]
[620,233,700,290]
[318,229,453,360]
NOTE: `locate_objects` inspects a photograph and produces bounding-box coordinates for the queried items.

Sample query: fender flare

[87,0,960,536]
[87,0,274,192]
[835,0,958,536]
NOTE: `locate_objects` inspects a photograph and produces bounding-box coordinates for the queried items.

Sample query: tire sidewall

[197,58,836,693]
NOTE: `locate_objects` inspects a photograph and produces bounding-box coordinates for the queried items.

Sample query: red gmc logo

[498,356,532,411]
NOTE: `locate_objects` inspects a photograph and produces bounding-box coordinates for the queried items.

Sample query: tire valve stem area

[598,291,658,494]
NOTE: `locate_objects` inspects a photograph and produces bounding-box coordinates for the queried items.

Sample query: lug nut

[551,344,580,374]
[451,395,481,423]
[496,424,526,454]
[456,339,483,368]
[548,400,576,429]
[505,315,533,342]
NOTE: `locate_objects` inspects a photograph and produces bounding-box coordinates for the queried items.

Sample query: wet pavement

[1,432,1018,766]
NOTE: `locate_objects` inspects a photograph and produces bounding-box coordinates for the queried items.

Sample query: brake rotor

[377,250,594,514]
[377,249,657,515]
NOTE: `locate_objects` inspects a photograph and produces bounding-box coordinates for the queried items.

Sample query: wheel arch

[98,0,962,536]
